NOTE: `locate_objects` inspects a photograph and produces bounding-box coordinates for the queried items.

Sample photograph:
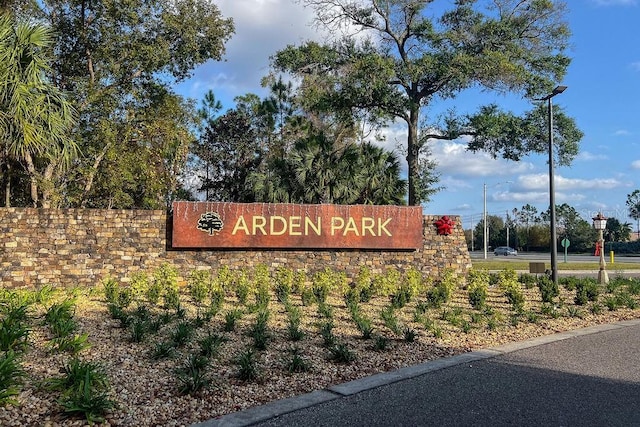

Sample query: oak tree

[273,0,583,205]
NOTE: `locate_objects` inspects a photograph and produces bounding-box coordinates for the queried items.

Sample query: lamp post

[537,85,567,285]
[592,212,609,285]
[483,183,487,259]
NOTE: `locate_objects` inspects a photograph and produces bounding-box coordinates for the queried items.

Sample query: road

[469,251,640,265]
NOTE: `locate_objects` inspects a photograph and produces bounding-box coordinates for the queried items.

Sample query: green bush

[174,354,211,395]
[47,358,114,424]
[498,269,525,312]
[285,347,311,373]
[518,273,537,289]
[575,278,599,305]
[188,270,211,306]
[537,276,559,304]
[235,348,260,381]
[0,350,24,405]
[328,342,356,364]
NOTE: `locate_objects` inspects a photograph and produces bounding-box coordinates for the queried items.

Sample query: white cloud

[430,140,534,178]
[576,151,608,161]
[613,129,631,136]
[176,0,321,103]
[513,174,622,192]
[632,160,640,169]
[592,0,637,5]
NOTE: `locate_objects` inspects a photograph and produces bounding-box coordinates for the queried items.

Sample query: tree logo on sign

[197,212,224,235]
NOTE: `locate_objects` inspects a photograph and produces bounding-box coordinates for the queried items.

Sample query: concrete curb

[192,318,640,427]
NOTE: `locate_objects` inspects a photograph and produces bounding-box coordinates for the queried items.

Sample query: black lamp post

[536,85,566,285]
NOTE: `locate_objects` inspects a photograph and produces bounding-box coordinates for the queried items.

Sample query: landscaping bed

[1,264,640,426]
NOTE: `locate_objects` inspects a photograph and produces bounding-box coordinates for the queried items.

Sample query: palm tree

[0,14,77,207]
[289,132,360,204]
[354,142,405,205]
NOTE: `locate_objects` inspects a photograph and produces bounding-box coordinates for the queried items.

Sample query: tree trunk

[80,142,112,207]
[3,164,9,208]
[23,151,39,207]
[406,104,420,206]
[41,163,56,208]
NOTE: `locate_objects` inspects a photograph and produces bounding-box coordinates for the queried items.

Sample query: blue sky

[175,0,640,232]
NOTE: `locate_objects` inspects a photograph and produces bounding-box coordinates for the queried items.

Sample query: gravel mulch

[1,280,639,427]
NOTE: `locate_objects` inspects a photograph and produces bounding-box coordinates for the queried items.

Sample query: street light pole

[593,212,609,285]
[538,85,567,285]
[483,183,487,259]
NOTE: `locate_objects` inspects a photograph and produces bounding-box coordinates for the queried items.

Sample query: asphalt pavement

[194,319,640,427]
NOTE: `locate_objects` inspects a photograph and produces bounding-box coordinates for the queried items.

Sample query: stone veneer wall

[0,208,471,288]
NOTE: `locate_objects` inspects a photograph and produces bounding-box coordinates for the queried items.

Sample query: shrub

[380,305,401,335]
[150,341,175,360]
[235,348,260,381]
[0,350,24,405]
[209,286,225,316]
[170,322,194,347]
[286,306,305,341]
[254,281,271,310]
[537,275,559,304]
[174,354,211,395]
[285,347,311,373]
[403,327,417,342]
[518,273,537,289]
[292,270,307,294]
[354,314,375,340]
[498,269,525,312]
[312,268,335,304]
[425,285,447,309]
[249,310,270,350]
[468,283,488,311]
[188,270,211,307]
[198,333,227,358]
[319,321,336,347]
[559,276,579,291]
[48,358,114,424]
[151,263,179,309]
[300,286,315,306]
[49,333,91,354]
[102,277,119,305]
[354,266,373,301]
[275,267,294,303]
[370,335,388,351]
[223,309,244,332]
[0,316,30,353]
[328,343,356,364]
[317,302,334,319]
[390,285,412,309]
[128,272,149,300]
[575,278,599,305]
[234,270,251,305]
[604,296,618,311]
[216,266,235,291]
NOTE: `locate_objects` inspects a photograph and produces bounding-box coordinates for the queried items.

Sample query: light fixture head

[552,85,568,95]
[592,212,608,230]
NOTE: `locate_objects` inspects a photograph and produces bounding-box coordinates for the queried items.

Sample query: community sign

[171,202,423,250]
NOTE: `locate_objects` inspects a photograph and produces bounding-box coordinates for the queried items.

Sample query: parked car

[494,246,517,256]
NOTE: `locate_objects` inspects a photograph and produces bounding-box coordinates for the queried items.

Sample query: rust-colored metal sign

[171,202,423,250]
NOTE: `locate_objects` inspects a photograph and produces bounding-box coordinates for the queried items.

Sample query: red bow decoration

[434,216,455,235]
